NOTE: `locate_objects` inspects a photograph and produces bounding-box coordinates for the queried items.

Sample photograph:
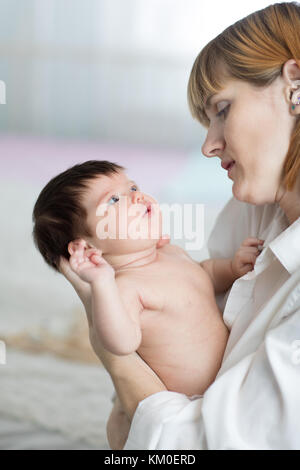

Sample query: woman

[60,2,300,449]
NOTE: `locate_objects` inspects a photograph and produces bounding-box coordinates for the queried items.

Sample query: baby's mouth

[144,202,152,216]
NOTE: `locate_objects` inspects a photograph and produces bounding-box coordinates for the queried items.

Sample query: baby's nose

[131,190,144,204]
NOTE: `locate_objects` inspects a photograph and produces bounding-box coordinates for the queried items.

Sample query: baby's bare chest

[131,250,223,394]
[135,248,215,327]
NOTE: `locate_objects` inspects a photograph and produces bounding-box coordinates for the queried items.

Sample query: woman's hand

[106,396,131,450]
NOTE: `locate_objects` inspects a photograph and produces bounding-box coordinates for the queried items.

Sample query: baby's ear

[68,238,87,255]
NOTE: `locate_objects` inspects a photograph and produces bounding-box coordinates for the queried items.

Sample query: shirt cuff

[123,390,205,450]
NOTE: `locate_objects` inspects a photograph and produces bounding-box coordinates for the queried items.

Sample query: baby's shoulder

[160,242,183,255]
[162,243,194,262]
[115,271,138,291]
[115,272,144,311]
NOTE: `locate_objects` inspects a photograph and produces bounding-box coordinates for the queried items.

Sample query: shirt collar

[269,216,300,274]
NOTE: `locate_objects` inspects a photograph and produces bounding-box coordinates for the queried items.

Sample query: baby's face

[80,171,162,255]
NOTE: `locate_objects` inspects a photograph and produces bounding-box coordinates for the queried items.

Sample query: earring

[291,96,300,110]
[290,80,300,110]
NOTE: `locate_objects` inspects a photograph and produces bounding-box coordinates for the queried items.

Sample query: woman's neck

[277,174,300,225]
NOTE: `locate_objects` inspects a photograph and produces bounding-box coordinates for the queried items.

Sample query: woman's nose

[201,131,225,159]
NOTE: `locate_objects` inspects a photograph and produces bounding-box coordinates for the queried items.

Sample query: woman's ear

[68,238,87,256]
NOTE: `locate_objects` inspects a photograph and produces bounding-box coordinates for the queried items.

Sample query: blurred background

[0,0,276,450]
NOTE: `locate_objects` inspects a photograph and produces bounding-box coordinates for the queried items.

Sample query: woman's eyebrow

[205,93,217,111]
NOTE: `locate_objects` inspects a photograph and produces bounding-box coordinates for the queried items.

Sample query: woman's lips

[221,160,235,170]
[227,161,235,173]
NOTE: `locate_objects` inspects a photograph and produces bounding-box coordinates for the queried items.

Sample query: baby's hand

[69,245,115,284]
[231,237,264,278]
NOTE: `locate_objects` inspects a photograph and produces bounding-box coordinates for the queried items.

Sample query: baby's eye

[107,186,138,205]
[107,195,120,205]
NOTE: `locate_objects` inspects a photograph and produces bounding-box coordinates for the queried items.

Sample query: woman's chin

[232,181,245,202]
[232,181,254,204]
[232,182,270,206]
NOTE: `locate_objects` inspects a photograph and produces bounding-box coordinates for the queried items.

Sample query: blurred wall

[0,0,274,149]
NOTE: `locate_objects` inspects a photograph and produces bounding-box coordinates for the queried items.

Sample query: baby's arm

[201,258,235,294]
[201,237,264,294]
[69,245,143,355]
[91,275,143,355]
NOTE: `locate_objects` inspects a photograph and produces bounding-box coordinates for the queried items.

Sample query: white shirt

[124,197,300,450]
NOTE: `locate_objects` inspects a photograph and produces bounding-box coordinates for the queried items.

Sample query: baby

[32,160,263,447]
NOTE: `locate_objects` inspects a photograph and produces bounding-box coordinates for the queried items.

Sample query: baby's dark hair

[32,160,125,272]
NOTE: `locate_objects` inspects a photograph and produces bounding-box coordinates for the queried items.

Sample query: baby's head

[32,160,162,272]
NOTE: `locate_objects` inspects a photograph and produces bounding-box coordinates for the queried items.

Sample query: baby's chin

[98,235,160,253]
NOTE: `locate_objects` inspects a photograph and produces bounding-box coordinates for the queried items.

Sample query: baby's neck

[104,245,158,273]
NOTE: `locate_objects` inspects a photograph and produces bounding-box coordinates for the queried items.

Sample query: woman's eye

[216,104,230,119]
[131,186,138,192]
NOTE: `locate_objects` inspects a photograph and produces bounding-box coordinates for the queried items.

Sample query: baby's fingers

[248,253,258,263]
[69,249,91,271]
[240,246,262,256]
[85,248,104,265]
[241,252,258,267]
[242,237,264,248]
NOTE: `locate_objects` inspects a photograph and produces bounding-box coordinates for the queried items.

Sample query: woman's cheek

[225,109,244,145]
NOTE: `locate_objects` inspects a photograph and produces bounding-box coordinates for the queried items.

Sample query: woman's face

[202,69,297,205]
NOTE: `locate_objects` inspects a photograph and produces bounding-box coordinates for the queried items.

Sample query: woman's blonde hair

[187,1,300,191]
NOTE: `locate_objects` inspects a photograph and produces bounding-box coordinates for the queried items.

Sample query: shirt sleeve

[124,391,207,450]
[124,269,300,450]
[201,270,300,449]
